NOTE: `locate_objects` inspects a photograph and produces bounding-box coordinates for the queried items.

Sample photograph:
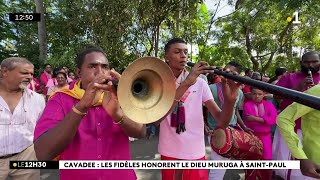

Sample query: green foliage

[1,0,319,76]
[211,0,320,74]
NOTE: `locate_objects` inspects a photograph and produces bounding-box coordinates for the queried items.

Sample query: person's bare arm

[154,62,212,126]
[35,72,146,160]
[204,99,236,128]
[34,103,89,160]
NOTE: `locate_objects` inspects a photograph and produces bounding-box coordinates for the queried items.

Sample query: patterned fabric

[171,70,191,134]
[210,126,263,160]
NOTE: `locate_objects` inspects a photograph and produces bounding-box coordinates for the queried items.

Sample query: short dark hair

[250,86,263,92]
[245,68,252,74]
[75,45,107,68]
[275,67,287,76]
[52,67,64,78]
[44,63,51,68]
[302,51,319,61]
[56,71,67,79]
[227,61,243,73]
[164,38,186,54]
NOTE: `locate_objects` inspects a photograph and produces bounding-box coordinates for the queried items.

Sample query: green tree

[210,0,320,74]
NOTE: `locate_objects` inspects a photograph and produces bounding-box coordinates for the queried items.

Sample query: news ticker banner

[9,160,300,170]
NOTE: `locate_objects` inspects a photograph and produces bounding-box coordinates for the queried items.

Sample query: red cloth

[40,72,51,94]
[213,76,221,84]
[242,85,251,103]
[245,169,273,180]
[28,77,41,92]
[161,155,208,180]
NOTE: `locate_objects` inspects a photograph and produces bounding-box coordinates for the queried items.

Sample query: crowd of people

[0,38,319,180]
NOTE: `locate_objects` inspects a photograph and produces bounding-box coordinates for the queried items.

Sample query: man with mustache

[273,51,320,180]
[0,57,46,180]
[33,46,146,180]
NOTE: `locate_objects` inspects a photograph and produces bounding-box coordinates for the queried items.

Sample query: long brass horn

[187,62,320,110]
[117,57,176,124]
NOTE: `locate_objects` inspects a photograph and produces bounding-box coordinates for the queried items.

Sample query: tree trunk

[244,25,259,71]
[35,0,48,63]
[154,25,160,57]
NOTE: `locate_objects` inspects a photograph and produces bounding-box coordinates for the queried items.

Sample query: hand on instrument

[102,69,125,122]
[184,61,212,86]
[204,124,213,135]
[77,73,113,111]
[220,68,241,103]
[299,159,320,179]
[296,77,314,90]
[243,126,254,133]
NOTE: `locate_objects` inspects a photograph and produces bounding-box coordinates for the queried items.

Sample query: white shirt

[159,78,213,159]
[0,89,45,156]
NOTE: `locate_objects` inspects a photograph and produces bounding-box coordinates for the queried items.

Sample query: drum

[210,126,263,160]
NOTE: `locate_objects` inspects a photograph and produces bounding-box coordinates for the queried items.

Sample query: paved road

[39,136,244,180]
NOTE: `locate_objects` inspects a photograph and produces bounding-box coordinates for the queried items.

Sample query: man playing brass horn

[33,46,146,180]
[157,38,241,180]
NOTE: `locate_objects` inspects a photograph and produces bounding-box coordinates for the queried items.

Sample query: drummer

[156,38,241,180]
[206,61,252,180]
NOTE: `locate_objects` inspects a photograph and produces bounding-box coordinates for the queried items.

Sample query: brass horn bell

[117,57,176,124]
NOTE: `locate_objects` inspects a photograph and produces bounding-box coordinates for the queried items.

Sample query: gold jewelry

[114,115,125,125]
[72,105,87,116]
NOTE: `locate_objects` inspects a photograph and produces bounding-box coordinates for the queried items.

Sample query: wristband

[72,105,87,116]
[114,115,125,125]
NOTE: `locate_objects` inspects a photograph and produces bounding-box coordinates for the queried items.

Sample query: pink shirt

[40,71,51,86]
[46,77,73,88]
[159,78,213,159]
[29,77,41,92]
[243,100,277,133]
[276,71,320,129]
[34,85,136,180]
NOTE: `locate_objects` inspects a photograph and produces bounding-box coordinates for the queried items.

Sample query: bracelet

[114,115,125,125]
[72,105,87,116]
[174,98,181,102]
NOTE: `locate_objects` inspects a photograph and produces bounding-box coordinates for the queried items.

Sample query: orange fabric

[49,80,104,106]
[160,155,208,180]
[53,155,60,161]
